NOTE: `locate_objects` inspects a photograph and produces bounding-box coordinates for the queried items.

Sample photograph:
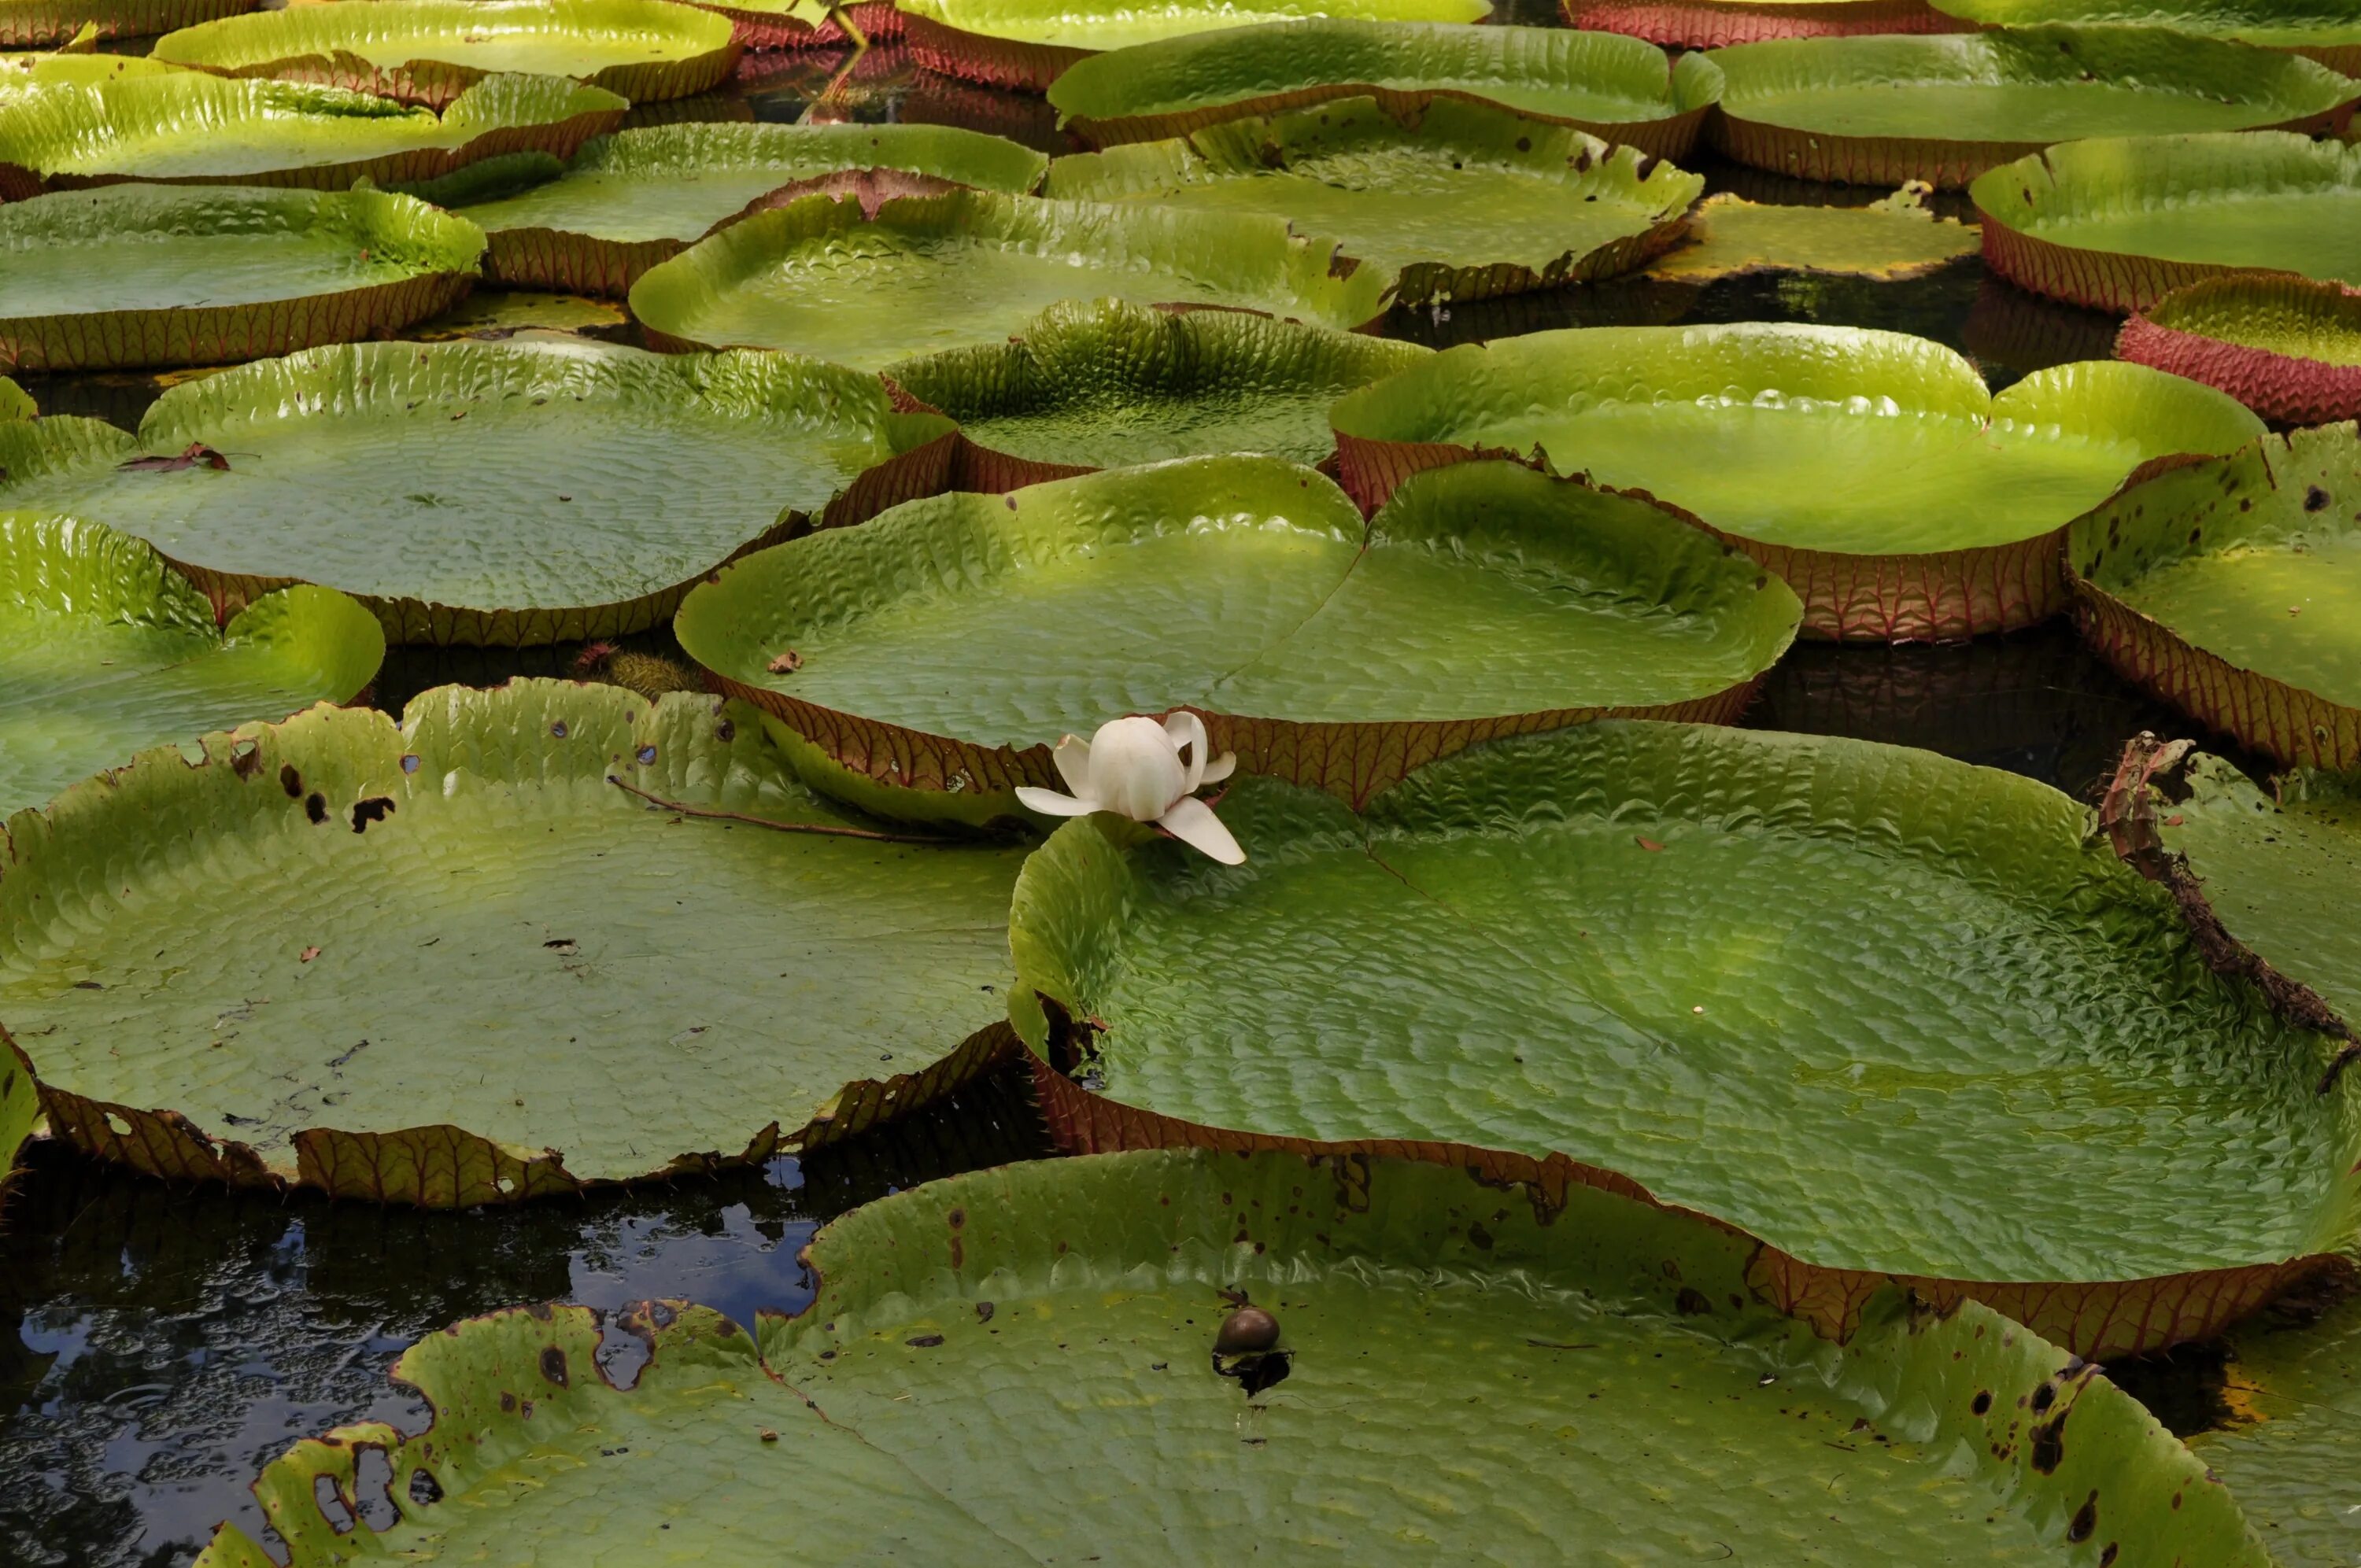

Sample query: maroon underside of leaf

[1561,0,1968,47]
[0,105,626,200]
[1333,430,2068,641]
[1023,1050,2346,1361]
[0,0,250,48]
[900,9,1092,93]
[1977,216,2252,315]
[0,271,474,374]
[8,1007,1016,1205]
[2073,574,2361,772]
[181,41,741,113]
[2116,311,2361,426]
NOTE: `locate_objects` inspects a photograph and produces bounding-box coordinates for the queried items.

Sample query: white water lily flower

[1016,713,1244,865]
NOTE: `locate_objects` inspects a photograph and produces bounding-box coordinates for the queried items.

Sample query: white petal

[1163,710,1212,792]
[1051,733,1094,798]
[1155,795,1246,865]
[1015,786,1096,817]
[1199,751,1236,784]
[1088,716,1188,820]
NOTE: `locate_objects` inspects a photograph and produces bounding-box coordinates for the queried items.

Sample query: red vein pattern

[1978,213,2242,315]
[1336,431,2066,641]
[711,673,1758,814]
[0,0,251,46]
[2075,581,2361,773]
[182,43,743,113]
[1717,101,2353,192]
[0,271,474,373]
[2117,309,2361,426]
[1565,0,1966,46]
[900,9,1091,92]
[0,105,625,200]
[1029,1055,2351,1360]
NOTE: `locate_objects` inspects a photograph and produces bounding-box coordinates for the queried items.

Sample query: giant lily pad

[676,455,1802,812]
[2068,423,2359,772]
[1709,27,2359,190]
[628,176,1394,371]
[1568,0,1970,49]
[151,0,740,110]
[896,0,1491,94]
[885,297,1428,487]
[0,339,955,645]
[1009,721,2361,1356]
[0,513,382,819]
[190,1151,2270,1566]
[1930,0,2361,76]
[1041,96,1702,304]
[0,0,246,47]
[1330,322,2263,642]
[1971,131,2361,312]
[2119,273,2361,424]
[1046,20,1724,161]
[0,70,626,197]
[0,183,483,373]
[2104,736,2360,1054]
[1646,185,1979,281]
[425,122,1048,294]
[0,681,1028,1205]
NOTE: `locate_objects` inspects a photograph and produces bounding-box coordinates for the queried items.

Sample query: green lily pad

[0,69,625,197]
[0,0,245,47]
[153,0,735,113]
[897,0,1491,94]
[0,681,1028,1205]
[0,512,382,820]
[1042,95,1702,304]
[679,0,852,48]
[190,1151,2271,1566]
[1009,721,2361,1355]
[0,338,955,645]
[1971,131,2361,312]
[0,183,484,373]
[1046,20,1724,161]
[1331,321,2263,641]
[424,122,1049,294]
[1930,0,2361,76]
[1709,26,2359,190]
[2068,423,2359,771]
[628,176,1395,371]
[885,297,1428,485]
[2104,739,2360,1049]
[2188,1283,2361,1563]
[2119,273,2361,424]
[1646,186,1979,281]
[677,454,1801,813]
[1568,0,1971,50]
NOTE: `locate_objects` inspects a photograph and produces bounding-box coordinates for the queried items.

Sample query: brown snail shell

[1214,1304,1280,1356]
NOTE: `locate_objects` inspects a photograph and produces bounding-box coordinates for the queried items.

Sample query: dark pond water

[0,38,2286,1568]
